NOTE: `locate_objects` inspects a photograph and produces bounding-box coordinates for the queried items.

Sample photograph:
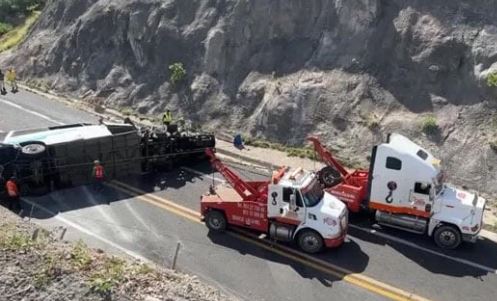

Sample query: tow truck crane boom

[205,149,270,203]
[308,136,349,179]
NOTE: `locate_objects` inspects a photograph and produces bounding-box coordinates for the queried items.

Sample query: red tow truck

[200,149,348,254]
[308,134,486,249]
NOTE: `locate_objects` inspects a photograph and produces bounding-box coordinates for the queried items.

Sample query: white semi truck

[309,133,486,249]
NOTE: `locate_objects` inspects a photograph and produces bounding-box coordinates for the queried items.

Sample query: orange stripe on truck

[369,201,431,218]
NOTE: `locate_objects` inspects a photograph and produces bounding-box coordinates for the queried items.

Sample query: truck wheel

[297,230,324,254]
[205,210,227,232]
[434,225,461,250]
[20,141,46,158]
[319,166,342,188]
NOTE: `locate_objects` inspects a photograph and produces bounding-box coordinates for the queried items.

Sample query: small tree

[421,115,439,135]
[487,72,497,88]
[169,62,186,85]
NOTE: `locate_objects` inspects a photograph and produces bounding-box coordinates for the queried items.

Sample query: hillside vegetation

[0,0,43,33]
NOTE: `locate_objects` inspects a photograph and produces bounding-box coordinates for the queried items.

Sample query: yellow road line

[231,228,429,301]
[108,180,431,301]
[106,182,201,224]
[111,180,200,217]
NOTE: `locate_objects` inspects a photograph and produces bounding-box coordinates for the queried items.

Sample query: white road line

[0,98,65,125]
[180,166,226,183]
[21,198,152,264]
[349,224,497,274]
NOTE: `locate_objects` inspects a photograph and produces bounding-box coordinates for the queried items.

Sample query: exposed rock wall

[2,0,497,196]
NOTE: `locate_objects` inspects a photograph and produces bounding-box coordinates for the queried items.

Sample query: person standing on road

[92,160,105,193]
[5,176,21,212]
[0,69,7,95]
[162,109,173,126]
[6,68,18,93]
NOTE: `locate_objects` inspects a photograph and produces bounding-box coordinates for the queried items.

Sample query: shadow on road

[10,161,203,220]
[348,212,497,278]
[207,230,370,288]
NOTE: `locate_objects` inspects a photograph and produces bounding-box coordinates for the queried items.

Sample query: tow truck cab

[368,133,486,249]
[267,168,348,250]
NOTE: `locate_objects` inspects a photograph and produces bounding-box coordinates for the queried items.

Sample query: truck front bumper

[462,232,479,243]
[324,230,347,248]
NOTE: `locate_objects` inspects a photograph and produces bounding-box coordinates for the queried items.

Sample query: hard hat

[94,160,100,164]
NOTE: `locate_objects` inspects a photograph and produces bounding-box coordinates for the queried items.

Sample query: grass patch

[420,115,439,135]
[0,224,36,252]
[70,240,92,270]
[34,253,59,289]
[0,11,40,52]
[133,263,154,276]
[487,72,497,88]
[0,22,14,35]
[89,257,126,294]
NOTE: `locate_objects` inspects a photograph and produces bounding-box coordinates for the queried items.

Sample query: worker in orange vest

[92,160,105,192]
[5,176,20,211]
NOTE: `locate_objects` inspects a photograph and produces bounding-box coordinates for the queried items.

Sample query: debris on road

[0,206,237,301]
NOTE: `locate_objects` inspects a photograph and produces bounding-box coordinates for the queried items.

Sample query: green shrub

[0,224,35,251]
[169,62,187,85]
[421,115,439,135]
[0,0,43,19]
[487,72,497,88]
[0,11,41,52]
[133,263,153,276]
[89,257,125,294]
[70,240,92,270]
[0,22,13,35]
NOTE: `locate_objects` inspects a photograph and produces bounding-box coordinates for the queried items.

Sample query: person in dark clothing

[0,69,7,95]
[233,134,244,150]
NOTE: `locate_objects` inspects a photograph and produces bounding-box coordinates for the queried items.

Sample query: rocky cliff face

[2,0,497,196]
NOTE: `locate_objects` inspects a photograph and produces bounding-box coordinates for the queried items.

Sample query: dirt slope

[0,205,236,301]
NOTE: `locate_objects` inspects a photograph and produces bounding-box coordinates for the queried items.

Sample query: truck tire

[319,166,342,188]
[205,210,227,232]
[20,141,46,158]
[434,225,461,250]
[297,229,324,254]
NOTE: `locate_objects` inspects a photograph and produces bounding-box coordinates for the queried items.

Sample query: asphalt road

[2,89,497,301]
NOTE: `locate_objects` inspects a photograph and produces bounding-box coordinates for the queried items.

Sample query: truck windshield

[302,179,324,207]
